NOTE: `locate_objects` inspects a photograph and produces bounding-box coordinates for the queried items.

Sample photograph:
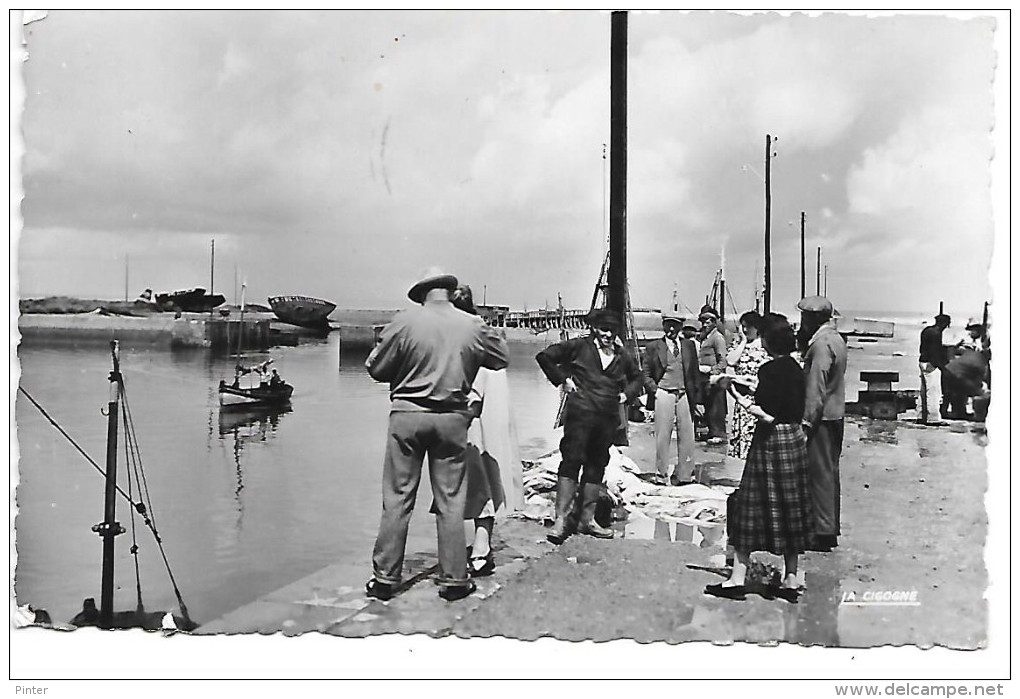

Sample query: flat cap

[661,311,684,325]
[796,295,834,314]
[682,318,702,331]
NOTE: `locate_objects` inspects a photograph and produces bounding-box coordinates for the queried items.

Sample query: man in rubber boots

[536,309,644,543]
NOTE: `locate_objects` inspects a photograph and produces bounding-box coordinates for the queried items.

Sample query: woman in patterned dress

[726,311,769,460]
[706,314,812,603]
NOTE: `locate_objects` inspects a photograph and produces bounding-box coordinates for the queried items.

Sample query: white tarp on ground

[515,446,734,527]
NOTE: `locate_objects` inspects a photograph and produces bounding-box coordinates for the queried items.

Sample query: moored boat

[220,284,294,410]
[156,287,225,313]
[268,295,336,330]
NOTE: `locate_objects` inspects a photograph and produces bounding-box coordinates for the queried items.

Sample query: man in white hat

[365,268,509,602]
[797,295,848,552]
[643,312,701,485]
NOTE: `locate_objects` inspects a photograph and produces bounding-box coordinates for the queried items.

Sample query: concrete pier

[195,415,988,647]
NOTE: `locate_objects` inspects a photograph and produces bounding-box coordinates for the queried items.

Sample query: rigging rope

[17,383,193,626]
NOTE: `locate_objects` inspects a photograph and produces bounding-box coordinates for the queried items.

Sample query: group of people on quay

[640,297,847,602]
[363,265,979,605]
[918,312,992,426]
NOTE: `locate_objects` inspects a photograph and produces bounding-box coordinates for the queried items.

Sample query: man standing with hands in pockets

[643,312,702,486]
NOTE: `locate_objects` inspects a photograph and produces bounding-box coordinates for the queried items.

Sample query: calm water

[13,324,924,625]
[14,338,560,625]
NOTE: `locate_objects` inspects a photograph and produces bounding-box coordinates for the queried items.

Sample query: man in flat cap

[536,308,645,543]
[365,267,509,602]
[697,306,729,445]
[643,312,701,485]
[797,295,848,552]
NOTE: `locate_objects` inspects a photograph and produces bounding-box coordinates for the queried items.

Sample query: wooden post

[816,247,821,296]
[763,134,773,314]
[608,10,628,327]
[939,301,944,315]
[824,264,828,296]
[800,212,806,300]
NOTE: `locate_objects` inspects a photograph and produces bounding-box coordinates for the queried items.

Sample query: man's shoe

[438,580,477,602]
[365,578,395,601]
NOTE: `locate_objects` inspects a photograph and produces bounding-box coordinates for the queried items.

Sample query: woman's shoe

[469,553,495,578]
[704,583,746,600]
[365,578,395,601]
[775,586,801,604]
[438,580,477,602]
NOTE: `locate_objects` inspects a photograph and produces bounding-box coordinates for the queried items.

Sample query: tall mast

[800,211,806,300]
[96,340,125,627]
[234,282,247,379]
[607,10,628,326]
[718,245,726,321]
[763,134,774,314]
[816,247,822,296]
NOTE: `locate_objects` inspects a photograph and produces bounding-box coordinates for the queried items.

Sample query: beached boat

[156,287,225,313]
[268,295,336,331]
[220,284,294,409]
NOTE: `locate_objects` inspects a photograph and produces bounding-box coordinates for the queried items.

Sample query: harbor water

[13,317,937,626]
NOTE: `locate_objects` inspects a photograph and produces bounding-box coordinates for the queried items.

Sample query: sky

[12,10,1005,318]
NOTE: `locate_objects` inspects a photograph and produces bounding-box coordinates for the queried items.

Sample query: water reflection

[215,406,292,524]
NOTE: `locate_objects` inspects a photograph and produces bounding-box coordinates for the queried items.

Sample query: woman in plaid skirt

[706,315,812,603]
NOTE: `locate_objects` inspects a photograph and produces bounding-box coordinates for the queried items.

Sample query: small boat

[268,295,336,331]
[220,284,294,409]
[156,287,226,313]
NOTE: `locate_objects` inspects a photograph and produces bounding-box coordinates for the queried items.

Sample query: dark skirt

[727,422,813,556]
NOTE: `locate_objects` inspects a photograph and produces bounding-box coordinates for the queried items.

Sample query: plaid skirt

[727,422,813,555]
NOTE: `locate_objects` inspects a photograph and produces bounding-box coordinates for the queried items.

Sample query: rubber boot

[576,483,614,539]
[546,477,579,545]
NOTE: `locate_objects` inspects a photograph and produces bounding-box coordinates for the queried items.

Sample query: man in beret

[536,308,645,543]
[643,313,701,485]
[697,306,729,445]
[365,268,509,602]
[918,313,951,425]
[797,295,848,552]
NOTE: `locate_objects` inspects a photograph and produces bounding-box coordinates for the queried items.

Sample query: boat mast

[234,283,247,379]
[800,211,806,300]
[95,340,126,627]
[763,134,775,314]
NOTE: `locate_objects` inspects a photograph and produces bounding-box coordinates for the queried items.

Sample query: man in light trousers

[643,313,702,485]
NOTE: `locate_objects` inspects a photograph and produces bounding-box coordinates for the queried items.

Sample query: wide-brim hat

[796,295,834,315]
[661,311,684,326]
[586,308,621,331]
[408,267,459,303]
[964,317,983,330]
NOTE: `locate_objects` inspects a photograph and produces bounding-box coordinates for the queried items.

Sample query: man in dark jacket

[918,313,951,424]
[536,309,644,544]
[643,312,701,485]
